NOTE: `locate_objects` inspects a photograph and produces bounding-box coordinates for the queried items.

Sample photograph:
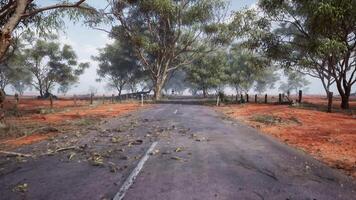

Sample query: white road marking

[113,141,158,200]
[174,109,178,114]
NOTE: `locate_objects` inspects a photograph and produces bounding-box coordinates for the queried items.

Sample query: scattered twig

[0,151,33,157]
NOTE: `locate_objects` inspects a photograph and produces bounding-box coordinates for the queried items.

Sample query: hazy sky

[16,0,338,96]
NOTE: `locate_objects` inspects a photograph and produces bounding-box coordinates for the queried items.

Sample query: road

[0,104,355,200]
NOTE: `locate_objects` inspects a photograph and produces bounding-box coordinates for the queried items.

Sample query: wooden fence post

[279,93,282,104]
[14,93,19,105]
[255,94,257,103]
[90,93,93,105]
[246,94,249,103]
[327,92,333,113]
[49,94,53,109]
[112,94,114,104]
[298,90,303,103]
[141,94,144,106]
[265,94,268,104]
[74,94,77,106]
[102,94,105,104]
[240,94,244,103]
[14,93,19,111]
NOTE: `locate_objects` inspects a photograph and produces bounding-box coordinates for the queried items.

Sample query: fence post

[298,90,303,103]
[216,95,220,106]
[90,93,93,105]
[74,94,77,106]
[240,94,244,103]
[265,94,268,104]
[112,94,114,104]
[327,92,333,113]
[246,94,249,103]
[49,94,53,109]
[255,94,257,103]
[14,93,19,105]
[279,93,282,104]
[141,94,144,106]
[102,94,105,104]
[14,93,19,111]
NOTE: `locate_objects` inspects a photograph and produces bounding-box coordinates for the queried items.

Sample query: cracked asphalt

[0,104,355,200]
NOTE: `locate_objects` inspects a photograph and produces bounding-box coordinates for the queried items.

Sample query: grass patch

[251,114,302,125]
[251,115,283,125]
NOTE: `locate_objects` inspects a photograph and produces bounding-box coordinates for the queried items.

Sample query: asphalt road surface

[0,104,355,200]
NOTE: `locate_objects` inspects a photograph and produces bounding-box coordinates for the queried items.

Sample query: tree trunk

[0,0,28,61]
[340,93,350,109]
[335,79,351,109]
[153,83,163,100]
[203,88,207,98]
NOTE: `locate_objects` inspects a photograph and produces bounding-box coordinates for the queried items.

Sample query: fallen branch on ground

[0,151,33,157]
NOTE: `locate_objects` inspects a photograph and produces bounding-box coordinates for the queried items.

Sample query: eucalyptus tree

[93,39,143,97]
[23,38,89,97]
[226,44,270,98]
[186,51,229,97]
[0,0,98,62]
[106,0,229,100]
[253,0,356,109]
[254,67,280,94]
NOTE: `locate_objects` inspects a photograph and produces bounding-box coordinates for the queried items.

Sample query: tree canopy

[93,39,144,97]
[22,37,89,97]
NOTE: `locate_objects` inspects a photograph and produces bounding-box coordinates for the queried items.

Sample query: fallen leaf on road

[68,152,76,160]
[89,154,104,166]
[171,156,183,161]
[150,149,160,155]
[175,147,183,152]
[13,183,28,193]
[111,136,121,143]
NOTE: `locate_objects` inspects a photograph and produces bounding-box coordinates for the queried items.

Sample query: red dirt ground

[1,98,146,148]
[219,98,356,177]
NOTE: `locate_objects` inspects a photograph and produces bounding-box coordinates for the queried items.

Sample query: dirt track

[0,104,355,199]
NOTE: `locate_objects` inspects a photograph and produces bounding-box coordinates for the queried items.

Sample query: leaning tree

[0,0,99,62]
[102,0,229,100]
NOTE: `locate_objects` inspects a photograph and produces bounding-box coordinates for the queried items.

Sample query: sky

[15,0,334,96]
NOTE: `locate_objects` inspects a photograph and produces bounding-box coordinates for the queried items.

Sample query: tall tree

[0,0,98,62]
[226,45,270,97]
[254,0,356,109]
[93,39,143,97]
[23,38,89,97]
[106,0,229,100]
[186,51,228,97]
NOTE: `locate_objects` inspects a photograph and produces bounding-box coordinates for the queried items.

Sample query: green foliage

[93,39,144,95]
[226,44,272,94]
[0,40,31,93]
[112,0,229,99]
[186,50,229,95]
[21,35,89,96]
